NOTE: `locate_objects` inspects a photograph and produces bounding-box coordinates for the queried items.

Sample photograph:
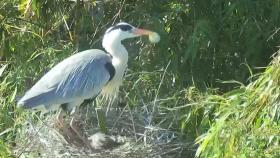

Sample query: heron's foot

[70,117,93,150]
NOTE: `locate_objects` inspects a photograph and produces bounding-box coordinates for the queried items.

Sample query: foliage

[195,52,280,157]
[121,0,280,91]
[0,0,280,157]
[0,139,10,157]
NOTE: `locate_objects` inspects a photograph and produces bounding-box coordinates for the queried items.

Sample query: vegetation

[195,53,280,157]
[0,0,280,157]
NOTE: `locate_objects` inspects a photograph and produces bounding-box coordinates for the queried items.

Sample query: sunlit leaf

[0,64,8,77]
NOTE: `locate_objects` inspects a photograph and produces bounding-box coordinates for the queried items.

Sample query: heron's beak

[132,28,153,36]
[132,28,161,43]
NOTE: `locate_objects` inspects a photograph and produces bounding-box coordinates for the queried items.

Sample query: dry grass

[13,101,194,158]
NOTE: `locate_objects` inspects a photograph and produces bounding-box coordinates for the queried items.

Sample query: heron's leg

[54,108,79,145]
[55,108,65,128]
[70,115,93,149]
[52,106,82,147]
[65,99,93,149]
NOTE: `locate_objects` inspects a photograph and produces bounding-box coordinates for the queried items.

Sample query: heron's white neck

[102,37,128,66]
[101,36,128,97]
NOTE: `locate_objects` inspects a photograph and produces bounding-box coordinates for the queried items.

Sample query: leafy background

[0,0,280,157]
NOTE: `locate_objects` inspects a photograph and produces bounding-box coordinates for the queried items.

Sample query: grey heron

[17,22,160,147]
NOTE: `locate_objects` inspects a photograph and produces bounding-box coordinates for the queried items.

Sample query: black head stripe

[107,24,133,33]
[119,24,133,31]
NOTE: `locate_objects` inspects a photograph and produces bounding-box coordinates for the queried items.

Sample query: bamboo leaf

[0,64,8,77]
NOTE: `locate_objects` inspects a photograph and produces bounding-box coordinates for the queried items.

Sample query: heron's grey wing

[18,49,114,109]
[56,53,113,99]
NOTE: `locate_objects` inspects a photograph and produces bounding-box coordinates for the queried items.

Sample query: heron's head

[102,22,160,48]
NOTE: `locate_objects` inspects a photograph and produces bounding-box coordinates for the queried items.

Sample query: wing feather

[18,49,113,109]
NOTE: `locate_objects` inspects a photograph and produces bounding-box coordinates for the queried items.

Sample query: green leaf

[9,86,17,103]
[0,64,8,77]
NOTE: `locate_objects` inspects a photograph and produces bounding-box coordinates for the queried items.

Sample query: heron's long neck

[101,40,128,97]
[103,41,128,68]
